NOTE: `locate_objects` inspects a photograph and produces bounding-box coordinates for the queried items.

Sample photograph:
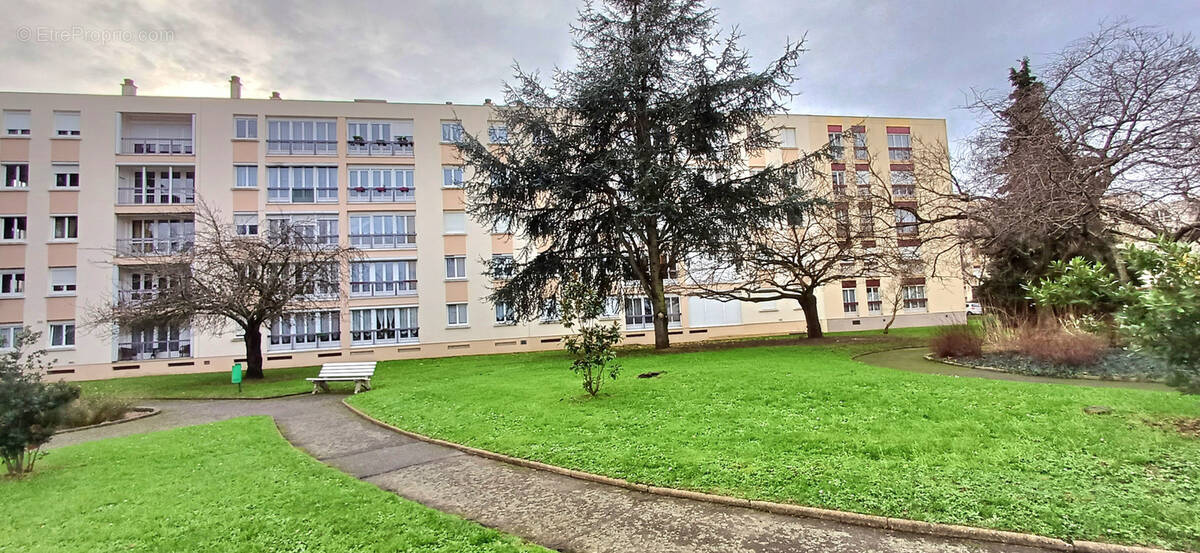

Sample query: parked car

[965,302,983,315]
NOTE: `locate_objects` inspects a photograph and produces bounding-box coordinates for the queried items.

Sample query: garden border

[922,352,1161,383]
[341,400,1186,553]
[123,391,311,401]
[53,407,161,434]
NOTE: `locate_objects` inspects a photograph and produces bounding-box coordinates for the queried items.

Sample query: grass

[0,417,547,553]
[77,365,320,399]
[342,333,1200,550]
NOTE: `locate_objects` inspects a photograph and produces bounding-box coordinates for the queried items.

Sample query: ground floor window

[902,285,927,312]
[118,324,191,361]
[0,324,21,349]
[495,302,516,325]
[49,321,75,348]
[866,285,882,314]
[625,296,681,330]
[269,310,339,351]
[350,306,417,346]
[842,288,858,314]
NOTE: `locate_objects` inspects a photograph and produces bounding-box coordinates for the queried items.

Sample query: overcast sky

[2,0,1197,146]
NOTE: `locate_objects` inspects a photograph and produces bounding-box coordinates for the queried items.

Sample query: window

[0,325,21,349]
[855,169,870,195]
[443,211,466,234]
[1,217,25,241]
[122,167,194,204]
[49,267,76,295]
[854,128,868,160]
[350,260,417,296]
[441,121,463,143]
[347,120,414,155]
[266,166,337,203]
[445,256,467,279]
[234,116,258,139]
[903,285,927,311]
[121,218,194,255]
[687,297,742,327]
[495,302,517,325]
[625,296,681,329]
[234,213,259,236]
[601,297,621,319]
[831,169,845,195]
[348,166,415,202]
[842,287,858,314]
[491,254,514,279]
[54,111,80,136]
[895,207,918,235]
[442,166,464,188]
[348,213,415,249]
[118,324,191,360]
[887,129,912,161]
[266,119,336,155]
[891,170,915,197]
[827,132,843,160]
[266,214,337,246]
[493,217,513,235]
[52,215,78,240]
[447,303,468,327]
[3,110,30,136]
[351,306,418,345]
[866,285,882,314]
[540,298,559,322]
[0,270,24,296]
[759,300,778,311]
[54,164,79,188]
[859,203,875,235]
[269,310,340,351]
[4,164,28,188]
[488,123,508,144]
[835,205,851,237]
[778,127,797,148]
[49,321,75,348]
[235,165,258,188]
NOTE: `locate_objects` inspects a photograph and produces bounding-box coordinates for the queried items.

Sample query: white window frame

[49,267,76,296]
[348,166,415,202]
[902,285,928,312]
[778,127,797,148]
[888,132,912,161]
[494,302,517,325]
[0,325,21,350]
[445,255,467,280]
[827,132,843,159]
[348,213,416,249]
[441,121,463,143]
[3,163,29,188]
[488,123,509,144]
[350,306,419,346]
[1,216,26,242]
[349,260,417,297]
[268,310,340,351]
[447,303,469,327]
[233,213,259,236]
[842,288,858,314]
[0,269,25,296]
[625,296,681,330]
[442,166,464,188]
[266,166,338,203]
[48,321,75,349]
[53,111,80,137]
[866,286,882,314]
[54,164,79,188]
[235,165,258,188]
[443,211,466,235]
[266,214,338,246]
[51,215,78,241]
[234,116,258,139]
[3,110,30,136]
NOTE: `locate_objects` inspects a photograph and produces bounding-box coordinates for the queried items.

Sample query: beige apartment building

[0,79,965,381]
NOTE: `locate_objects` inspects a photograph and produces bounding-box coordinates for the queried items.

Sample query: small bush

[931,325,983,358]
[1011,328,1106,367]
[59,396,133,429]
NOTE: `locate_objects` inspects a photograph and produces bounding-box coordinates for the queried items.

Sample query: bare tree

[88,204,359,379]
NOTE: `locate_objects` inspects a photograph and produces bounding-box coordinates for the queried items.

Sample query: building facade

[0,81,965,381]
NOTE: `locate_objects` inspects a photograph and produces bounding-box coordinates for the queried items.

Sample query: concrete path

[50,395,1047,553]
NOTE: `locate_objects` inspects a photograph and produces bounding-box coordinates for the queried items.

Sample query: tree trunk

[650,279,670,349]
[243,325,265,379]
[800,293,823,339]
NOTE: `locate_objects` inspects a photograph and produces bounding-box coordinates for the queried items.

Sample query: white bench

[306,362,377,394]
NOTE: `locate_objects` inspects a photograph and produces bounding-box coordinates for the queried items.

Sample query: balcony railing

[268,332,340,351]
[889,147,912,161]
[903,298,928,311]
[116,289,171,304]
[347,139,414,157]
[892,185,916,198]
[896,223,919,236]
[267,187,339,204]
[625,312,681,330]
[266,139,338,155]
[348,233,417,249]
[349,280,418,297]
[350,327,419,346]
[348,187,415,203]
[867,300,882,314]
[843,302,859,314]
[116,339,191,361]
[121,138,193,155]
[117,185,195,205]
[116,237,193,256]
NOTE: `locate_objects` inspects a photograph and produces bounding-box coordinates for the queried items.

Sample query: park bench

[307,362,377,394]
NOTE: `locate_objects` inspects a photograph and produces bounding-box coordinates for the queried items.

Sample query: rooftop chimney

[229,75,242,99]
[121,78,137,96]
[270,91,281,100]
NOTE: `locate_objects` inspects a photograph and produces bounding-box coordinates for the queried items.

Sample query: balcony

[348,186,414,203]
[116,237,193,256]
[117,166,195,205]
[350,279,418,297]
[266,140,338,156]
[119,113,193,155]
[347,138,414,157]
[348,233,417,249]
[267,187,338,204]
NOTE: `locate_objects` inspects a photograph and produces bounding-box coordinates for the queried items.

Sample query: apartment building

[0,78,965,381]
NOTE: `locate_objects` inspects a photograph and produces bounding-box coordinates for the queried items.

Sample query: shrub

[59,396,133,429]
[1010,327,1106,367]
[930,325,983,358]
[1,329,80,476]
[559,280,622,397]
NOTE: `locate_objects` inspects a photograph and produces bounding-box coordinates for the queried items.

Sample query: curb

[54,407,161,434]
[341,399,1188,553]
[118,391,311,401]
[922,353,1165,384]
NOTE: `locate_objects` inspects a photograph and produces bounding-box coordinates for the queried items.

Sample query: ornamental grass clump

[930,325,984,358]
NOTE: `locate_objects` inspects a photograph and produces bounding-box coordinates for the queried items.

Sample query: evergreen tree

[457,0,815,348]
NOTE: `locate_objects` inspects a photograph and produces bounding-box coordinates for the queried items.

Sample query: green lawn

[77,365,320,399]
[344,338,1200,550]
[0,417,546,553]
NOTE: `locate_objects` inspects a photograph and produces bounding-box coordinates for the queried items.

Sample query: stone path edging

[53,407,161,435]
[130,391,310,401]
[922,352,1162,384]
[341,399,1187,553]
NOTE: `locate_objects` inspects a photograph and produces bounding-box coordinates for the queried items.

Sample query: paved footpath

[51,395,1046,553]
